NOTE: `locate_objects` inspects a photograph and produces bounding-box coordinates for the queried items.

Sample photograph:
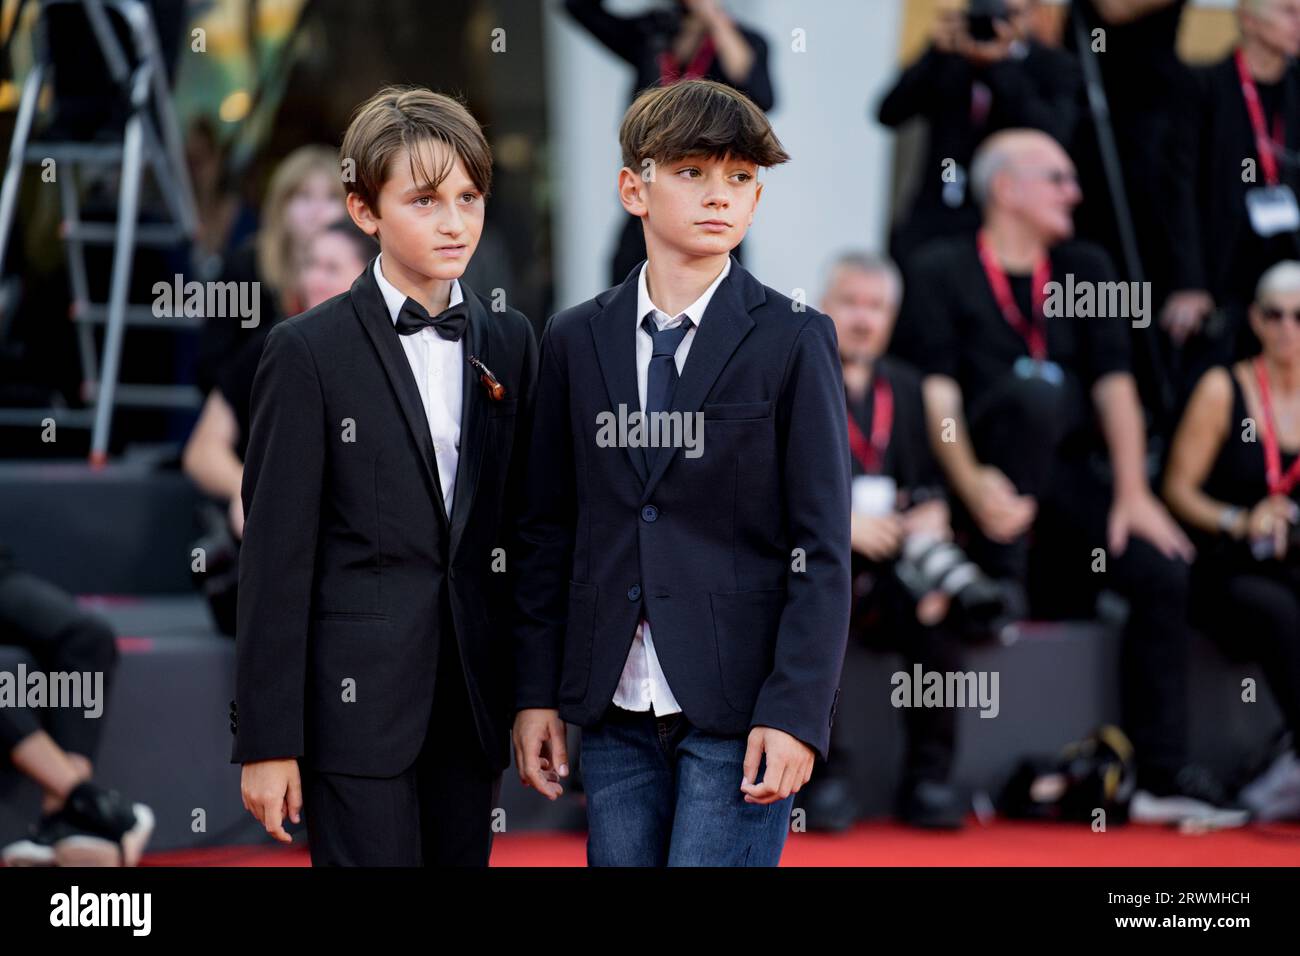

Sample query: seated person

[892,128,1242,826]
[1163,261,1300,822]
[0,543,153,866]
[800,252,1006,831]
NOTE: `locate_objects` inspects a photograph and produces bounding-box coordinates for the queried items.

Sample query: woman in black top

[1164,261,1300,821]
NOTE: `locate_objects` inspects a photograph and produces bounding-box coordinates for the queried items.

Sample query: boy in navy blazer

[512,79,851,866]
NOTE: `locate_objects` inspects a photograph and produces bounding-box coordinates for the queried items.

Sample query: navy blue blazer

[512,257,851,758]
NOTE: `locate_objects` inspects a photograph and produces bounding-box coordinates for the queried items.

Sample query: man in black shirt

[878,0,1081,268]
[893,129,1243,825]
[1162,0,1300,382]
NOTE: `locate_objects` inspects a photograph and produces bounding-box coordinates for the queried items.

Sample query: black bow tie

[395,297,468,341]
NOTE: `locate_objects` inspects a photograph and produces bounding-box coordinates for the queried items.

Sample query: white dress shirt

[612,257,732,715]
[373,253,464,516]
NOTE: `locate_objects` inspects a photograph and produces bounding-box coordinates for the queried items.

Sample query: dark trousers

[301,631,502,866]
[957,370,1192,778]
[0,570,117,758]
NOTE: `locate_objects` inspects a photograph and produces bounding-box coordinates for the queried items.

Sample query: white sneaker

[1238,750,1300,822]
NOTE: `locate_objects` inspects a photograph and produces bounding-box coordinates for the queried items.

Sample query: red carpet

[140,820,1300,867]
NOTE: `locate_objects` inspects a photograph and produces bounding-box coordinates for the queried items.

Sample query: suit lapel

[641,258,761,501]
[590,267,650,484]
[448,285,489,562]
[350,259,448,532]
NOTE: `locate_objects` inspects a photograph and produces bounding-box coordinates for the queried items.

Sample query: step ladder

[0,0,198,465]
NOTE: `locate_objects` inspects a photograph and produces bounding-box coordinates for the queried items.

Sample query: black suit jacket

[512,258,851,759]
[1164,52,1300,304]
[231,259,537,777]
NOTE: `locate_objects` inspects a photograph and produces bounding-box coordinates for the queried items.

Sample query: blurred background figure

[877,0,1081,269]
[194,144,344,396]
[1161,0,1300,391]
[1164,261,1300,821]
[562,0,774,283]
[0,542,152,867]
[800,251,1007,832]
[183,218,377,635]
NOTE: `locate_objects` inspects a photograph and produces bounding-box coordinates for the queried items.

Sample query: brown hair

[619,79,790,172]
[341,86,492,215]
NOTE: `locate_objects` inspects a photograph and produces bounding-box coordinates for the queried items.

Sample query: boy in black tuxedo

[233,87,537,866]
[512,79,851,866]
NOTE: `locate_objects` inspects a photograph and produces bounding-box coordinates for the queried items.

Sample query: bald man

[891,129,1245,827]
[1162,0,1300,380]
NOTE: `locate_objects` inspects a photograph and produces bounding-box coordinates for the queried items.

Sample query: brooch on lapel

[468,355,506,401]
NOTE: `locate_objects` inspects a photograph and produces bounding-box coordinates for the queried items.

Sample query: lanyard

[976,231,1051,361]
[846,373,894,474]
[1236,48,1286,187]
[659,36,716,85]
[1254,357,1300,496]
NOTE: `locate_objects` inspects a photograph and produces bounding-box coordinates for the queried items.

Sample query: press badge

[1245,184,1300,238]
[1013,356,1064,387]
[852,474,898,518]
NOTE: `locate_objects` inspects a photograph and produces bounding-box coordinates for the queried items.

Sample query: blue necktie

[641,313,692,469]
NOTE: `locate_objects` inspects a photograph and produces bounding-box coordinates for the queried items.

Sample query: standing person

[877,0,1081,268]
[1162,0,1300,381]
[892,129,1243,825]
[563,0,775,283]
[1163,261,1300,822]
[233,87,538,866]
[512,79,851,866]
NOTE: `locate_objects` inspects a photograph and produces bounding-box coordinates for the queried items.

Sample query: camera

[967,0,1010,42]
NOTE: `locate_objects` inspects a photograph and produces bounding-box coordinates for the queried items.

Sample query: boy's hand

[241,758,302,844]
[741,726,814,805]
[513,708,568,800]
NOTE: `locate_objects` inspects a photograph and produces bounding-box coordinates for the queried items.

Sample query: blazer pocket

[558,580,598,703]
[709,588,785,713]
[702,400,772,420]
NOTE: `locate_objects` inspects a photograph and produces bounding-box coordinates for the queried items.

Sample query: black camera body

[967,0,1010,41]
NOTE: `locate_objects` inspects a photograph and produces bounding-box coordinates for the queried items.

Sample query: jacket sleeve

[750,311,852,760]
[231,321,324,763]
[511,315,577,712]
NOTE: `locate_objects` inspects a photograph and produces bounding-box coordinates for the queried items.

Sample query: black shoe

[1131,765,1249,829]
[798,776,859,832]
[1,813,77,867]
[50,782,154,867]
[898,779,966,830]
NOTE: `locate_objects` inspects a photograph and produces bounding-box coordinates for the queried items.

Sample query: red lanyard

[1236,48,1286,187]
[846,373,894,474]
[1254,357,1300,496]
[659,36,715,86]
[976,231,1051,361]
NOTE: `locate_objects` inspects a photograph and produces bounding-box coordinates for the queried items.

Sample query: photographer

[1163,261,1300,821]
[801,253,1005,831]
[877,0,1080,268]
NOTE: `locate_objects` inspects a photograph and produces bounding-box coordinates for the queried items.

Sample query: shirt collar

[636,257,731,329]
[374,252,463,326]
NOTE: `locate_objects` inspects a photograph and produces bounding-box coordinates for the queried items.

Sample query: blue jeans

[581,705,795,866]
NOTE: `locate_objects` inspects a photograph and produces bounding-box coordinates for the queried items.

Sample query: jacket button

[640,504,659,523]
[627,584,641,601]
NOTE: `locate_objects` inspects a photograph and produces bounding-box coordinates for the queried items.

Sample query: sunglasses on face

[1260,305,1300,324]
[1017,167,1078,188]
